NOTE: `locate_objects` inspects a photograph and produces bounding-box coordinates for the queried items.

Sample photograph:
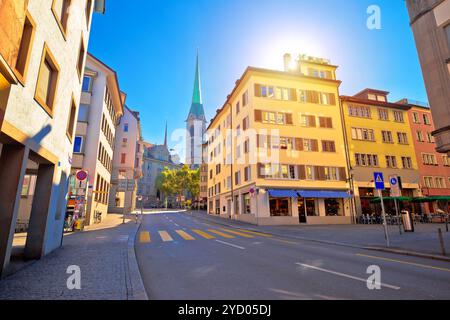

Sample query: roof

[207,66,342,130]
[340,95,411,111]
[187,53,206,120]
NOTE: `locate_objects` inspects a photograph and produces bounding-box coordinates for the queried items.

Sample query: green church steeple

[187,52,205,121]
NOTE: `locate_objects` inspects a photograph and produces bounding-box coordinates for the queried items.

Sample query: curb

[126,217,149,300]
[189,211,450,263]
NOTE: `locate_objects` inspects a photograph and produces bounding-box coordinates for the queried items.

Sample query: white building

[108,106,143,214]
[0,0,104,277]
[69,53,124,225]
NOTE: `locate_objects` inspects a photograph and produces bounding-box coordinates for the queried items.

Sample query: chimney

[283,53,292,72]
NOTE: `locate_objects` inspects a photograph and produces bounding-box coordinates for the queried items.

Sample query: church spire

[187,51,205,121]
[164,121,168,147]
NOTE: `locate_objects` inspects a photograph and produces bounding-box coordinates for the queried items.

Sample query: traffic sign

[374,172,385,190]
[76,170,88,181]
[389,175,402,198]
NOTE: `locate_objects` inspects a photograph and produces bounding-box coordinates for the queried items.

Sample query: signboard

[76,170,88,181]
[389,175,402,198]
[117,179,127,192]
[374,172,385,190]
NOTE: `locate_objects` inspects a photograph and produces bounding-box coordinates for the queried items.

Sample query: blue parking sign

[374,172,385,190]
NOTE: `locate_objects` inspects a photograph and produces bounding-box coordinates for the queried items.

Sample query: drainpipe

[229,102,234,220]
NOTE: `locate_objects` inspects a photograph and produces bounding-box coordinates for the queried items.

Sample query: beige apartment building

[108,106,143,214]
[69,53,123,225]
[0,0,103,277]
[207,54,352,226]
[406,0,450,154]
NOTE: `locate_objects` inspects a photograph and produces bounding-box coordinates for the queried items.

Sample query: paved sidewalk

[189,211,450,258]
[0,214,147,300]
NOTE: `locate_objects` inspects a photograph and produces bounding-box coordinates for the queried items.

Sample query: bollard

[438,228,447,256]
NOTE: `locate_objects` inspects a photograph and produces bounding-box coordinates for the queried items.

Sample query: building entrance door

[227,199,232,218]
[298,198,307,223]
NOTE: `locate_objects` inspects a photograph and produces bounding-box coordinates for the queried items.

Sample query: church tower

[186,53,206,167]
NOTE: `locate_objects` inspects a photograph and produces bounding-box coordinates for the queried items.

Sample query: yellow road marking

[356,253,450,273]
[269,238,298,245]
[219,228,254,238]
[176,230,195,241]
[139,231,150,243]
[192,229,215,239]
[159,231,173,242]
[208,229,235,239]
[237,229,273,237]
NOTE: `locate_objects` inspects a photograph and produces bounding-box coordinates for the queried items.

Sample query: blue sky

[87,0,427,147]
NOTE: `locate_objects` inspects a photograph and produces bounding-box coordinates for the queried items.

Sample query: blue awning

[268,190,299,198]
[298,190,351,199]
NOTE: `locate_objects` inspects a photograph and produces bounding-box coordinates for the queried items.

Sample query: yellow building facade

[341,89,421,216]
[207,55,353,225]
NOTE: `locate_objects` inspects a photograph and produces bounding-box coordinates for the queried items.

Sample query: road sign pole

[394,198,402,235]
[378,189,390,247]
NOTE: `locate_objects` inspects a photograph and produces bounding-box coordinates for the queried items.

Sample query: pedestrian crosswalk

[138,227,272,244]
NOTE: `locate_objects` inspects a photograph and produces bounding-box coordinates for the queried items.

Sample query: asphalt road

[135,211,450,300]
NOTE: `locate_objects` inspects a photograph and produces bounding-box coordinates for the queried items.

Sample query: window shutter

[339,167,347,181]
[329,93,336,105]
[243,118,247,131]
[254,110,262,122]
[285,113,293,125]
[295,138,304,151]
[310,116,316,127]
[327,117,333,128]
[310,91,319,104]
[312,139,319,152]
[306,91,313,103]
[298,165,306,180]
[319,117,325,128]
[290,88,297,101]
[254,84,261,97]
[314,166,321,180]
[257,163,264,178]
[325,71,333,79]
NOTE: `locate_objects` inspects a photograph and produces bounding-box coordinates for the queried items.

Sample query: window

[319,117,332,128]
[443,155,450,167]
[301,115,316,127]
[242,117,249,131]
[386,156,397,168]
[244,139,250,153]
[77,37,86,79]
[394,111,404,123]
[416,131,424,142]
[351,128,375,141]
[82,76,93,92]
[66,97,77,140]
[424,177,434,188]
[355,154,379,167]
[235,171,241,185]
[244,166,251,181]
[426,132,434,143]
[52,0,70,37]
[242,91,249,106]
[381,131,393,143]
[15,12,35,82]
[435,177,446,189]
[261,111,290,125]
[73,136,83,153]
[412,112,420,124]
[402,157,413,169]
[348,105,371,118]
[35,44,60,115]
[378,109,389,121]
[325,199,343,216]
[324,167,339,181]
[124,123,129,132]
[236,101,240,115]
[423,114,431,125]
[422,153,437,165]
[322,140,336,152]
[86,0,93,27]
[121,153,126,164]
[397,132,409,144]
[305,166,314,180]
[303,139,318,152]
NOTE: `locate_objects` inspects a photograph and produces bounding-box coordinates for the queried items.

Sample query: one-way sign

[374,172,385,190]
